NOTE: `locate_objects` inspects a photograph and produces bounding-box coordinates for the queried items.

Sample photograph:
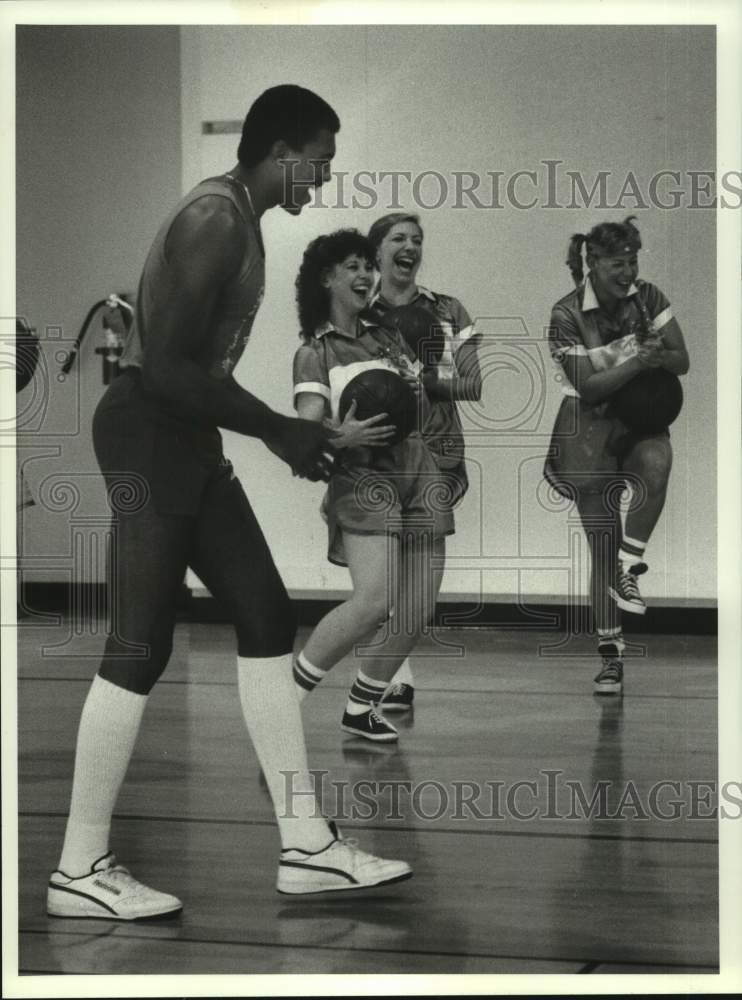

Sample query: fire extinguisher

[60,293,134,384]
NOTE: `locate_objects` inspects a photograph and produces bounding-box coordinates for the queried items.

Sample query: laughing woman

[545,216,689,695]
[291,229,454,741]
[363,212,482,712]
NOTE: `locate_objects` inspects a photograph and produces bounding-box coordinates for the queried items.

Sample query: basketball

[338,367,418,445]
[611,368,684,434]
[384,304,445,365]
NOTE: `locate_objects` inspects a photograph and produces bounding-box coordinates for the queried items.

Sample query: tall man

[48,85,412,919]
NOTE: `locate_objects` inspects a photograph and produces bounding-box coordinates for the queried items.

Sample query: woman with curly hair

[545,216,689,695]
[291,229,454,741]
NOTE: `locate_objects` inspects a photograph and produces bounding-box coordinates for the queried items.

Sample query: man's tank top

[119,175,265,380]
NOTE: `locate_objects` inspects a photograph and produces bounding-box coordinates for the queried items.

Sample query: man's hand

[265,414,337,481]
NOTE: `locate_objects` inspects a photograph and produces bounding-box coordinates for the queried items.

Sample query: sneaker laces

[619,568,642,600]
[326,822,370,857]
[98,865,139,888]
[325,836,375,868]
[599,658,622,682]
[368,705,389,727]
[93,856,143,889]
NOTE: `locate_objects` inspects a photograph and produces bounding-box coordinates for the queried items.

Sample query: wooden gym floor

[15,617,718,978]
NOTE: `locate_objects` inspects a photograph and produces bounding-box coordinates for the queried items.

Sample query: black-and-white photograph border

[2,0,740,996]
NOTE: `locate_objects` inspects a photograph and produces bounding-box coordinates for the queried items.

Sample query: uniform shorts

[544,394,671,499]
[426,451,469,512]
[325,433,455,566]
[94,367,224,515]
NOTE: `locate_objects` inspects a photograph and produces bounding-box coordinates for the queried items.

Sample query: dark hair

[238,85,340,167]
[566,215,642,286]
[296,229,375,340]
[367,212,423,259]
[16,317,39,394]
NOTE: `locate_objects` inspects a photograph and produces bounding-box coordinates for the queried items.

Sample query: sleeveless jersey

[119,175,265,380]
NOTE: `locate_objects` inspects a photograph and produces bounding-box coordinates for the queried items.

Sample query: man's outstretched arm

[141,196,333,478]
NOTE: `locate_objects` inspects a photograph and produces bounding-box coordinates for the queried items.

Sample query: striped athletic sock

[293,651,327,703]
[345,669,388,716]
[597,628,625,658]
[619,536,646,569]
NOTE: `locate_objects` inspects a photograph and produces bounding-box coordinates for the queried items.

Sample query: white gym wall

[15,25,182,593]
[15,24,716,604]
[181,24,716,602]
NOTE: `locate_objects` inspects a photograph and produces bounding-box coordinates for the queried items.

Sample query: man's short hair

[238,84,340,167]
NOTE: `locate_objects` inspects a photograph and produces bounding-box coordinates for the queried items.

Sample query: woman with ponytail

[545,216,689,695]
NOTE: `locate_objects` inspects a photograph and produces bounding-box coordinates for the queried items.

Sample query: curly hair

[566,215,642,286]
[367,212,423,260]
[295,229,375,340]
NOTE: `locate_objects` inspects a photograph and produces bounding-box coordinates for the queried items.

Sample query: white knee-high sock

[58,675,147,876]
[237,654,333,852]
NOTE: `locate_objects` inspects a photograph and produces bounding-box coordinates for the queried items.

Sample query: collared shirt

[293,316,418,422]
[368,284,476,381]
[365,285,478,472]
[548,274,673,398]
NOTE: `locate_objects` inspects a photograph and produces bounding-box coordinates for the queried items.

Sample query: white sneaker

[47,852,182,921]
[277,827,412,895]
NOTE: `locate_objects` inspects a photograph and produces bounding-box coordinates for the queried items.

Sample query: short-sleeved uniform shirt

[293,317,454,566]
[367,286,477,503]
[548,275,673,394]
[545,274,674,495]
[293,316,419,426]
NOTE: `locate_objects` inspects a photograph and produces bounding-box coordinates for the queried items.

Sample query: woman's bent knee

[349,593,392,632]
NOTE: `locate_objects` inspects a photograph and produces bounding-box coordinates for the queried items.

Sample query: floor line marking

[18,811,719,845]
